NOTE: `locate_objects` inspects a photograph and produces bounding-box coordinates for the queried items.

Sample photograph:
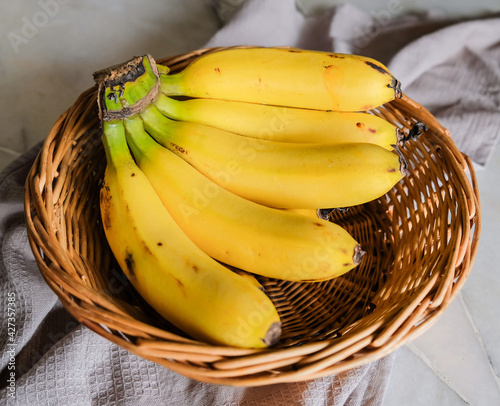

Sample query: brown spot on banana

[99,186,112,230]
[170,142,187,154]
[364,60,390,76]
[124,251,136,279]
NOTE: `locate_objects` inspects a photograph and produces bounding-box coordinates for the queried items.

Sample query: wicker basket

[24,48,481,386]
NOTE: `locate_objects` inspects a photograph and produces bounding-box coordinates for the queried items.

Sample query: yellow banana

[123,115,364,282]
[140,104,408,209]
[154,93,401,150]
[279,208,321,218]
[229,268,265,291]
[159,47,401,111]
[100,119,281,348]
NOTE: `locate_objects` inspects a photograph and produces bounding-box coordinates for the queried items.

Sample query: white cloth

[2,1,500,405]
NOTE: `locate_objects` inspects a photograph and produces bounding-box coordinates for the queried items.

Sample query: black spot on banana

[124,251,135,279]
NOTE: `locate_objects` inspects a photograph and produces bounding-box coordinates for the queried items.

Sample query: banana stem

[101,121,133,168]
[154,93,182,120]
[123,116,161,165]
[140,104,179,143]
[159,73,185,96]
[93,54,160,121]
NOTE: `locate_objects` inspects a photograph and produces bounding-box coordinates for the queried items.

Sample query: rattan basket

[24,48,481,386]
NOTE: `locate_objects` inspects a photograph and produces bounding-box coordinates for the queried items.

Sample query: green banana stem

[159,71,184,96]
[154,93,183,120]
[140,104,180,144]
[101,120,133,169]
[123,115,159,164]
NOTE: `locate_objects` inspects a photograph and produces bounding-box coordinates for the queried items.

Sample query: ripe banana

[279,208,321,218]
[100,119,281,348]
[140,104,408,209]
[123,115,364,282]
[93,49,409,349]
[153,93,401,150]
[159,47,401,111]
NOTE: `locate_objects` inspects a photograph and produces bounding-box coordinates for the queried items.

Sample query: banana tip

[391,144,409,177]
[398,122,428,147]
[263,321,282,347]
[390,78,403,99]
[353,244,366,265]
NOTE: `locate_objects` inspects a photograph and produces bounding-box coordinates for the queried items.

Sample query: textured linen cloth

[1,1,500,405]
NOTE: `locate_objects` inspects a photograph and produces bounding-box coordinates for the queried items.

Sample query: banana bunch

[93,47,408,348]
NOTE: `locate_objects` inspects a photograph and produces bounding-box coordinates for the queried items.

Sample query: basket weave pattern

[24,49,481,386]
